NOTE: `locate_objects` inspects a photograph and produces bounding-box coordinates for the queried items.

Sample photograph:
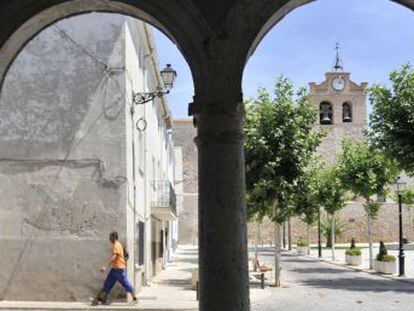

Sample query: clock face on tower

[332,76,346,91]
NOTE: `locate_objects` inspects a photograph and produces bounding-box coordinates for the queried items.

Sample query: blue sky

[153,0,414,118]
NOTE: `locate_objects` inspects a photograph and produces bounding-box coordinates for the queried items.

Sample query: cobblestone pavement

[251,248,414,311]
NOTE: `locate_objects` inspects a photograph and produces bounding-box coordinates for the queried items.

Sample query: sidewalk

[0,245,272,310]
[0,245,198,311]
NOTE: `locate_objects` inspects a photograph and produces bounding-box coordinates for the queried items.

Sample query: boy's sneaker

[129,297,139,305]
[101,299,111,305]
[90,298,99,306]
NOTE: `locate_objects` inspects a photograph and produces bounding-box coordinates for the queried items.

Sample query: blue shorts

[102,268,134,294]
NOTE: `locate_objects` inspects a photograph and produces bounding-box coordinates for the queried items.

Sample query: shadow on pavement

[299,276,414,293]
[291,267,350,274]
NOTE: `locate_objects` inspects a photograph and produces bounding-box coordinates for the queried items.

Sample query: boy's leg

[117,269,138,301]
[100,269,117,302]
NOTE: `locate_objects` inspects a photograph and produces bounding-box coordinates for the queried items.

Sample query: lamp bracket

[133,90,169,105]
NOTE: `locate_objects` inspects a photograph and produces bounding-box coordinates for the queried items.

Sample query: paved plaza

[251,248,414,311]
[306,243,414,280]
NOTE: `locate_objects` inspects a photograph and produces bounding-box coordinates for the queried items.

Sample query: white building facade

[0,13,177,301]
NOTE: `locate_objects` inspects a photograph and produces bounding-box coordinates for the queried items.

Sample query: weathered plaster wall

[0,13,129,301]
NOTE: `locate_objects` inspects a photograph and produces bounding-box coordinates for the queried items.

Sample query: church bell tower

[309,44,368,164]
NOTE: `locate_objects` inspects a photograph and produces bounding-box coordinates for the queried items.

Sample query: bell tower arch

[309,44,368,164]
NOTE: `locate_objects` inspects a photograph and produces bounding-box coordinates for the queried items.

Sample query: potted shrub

[345,238,362,266]
[296,237,308,255]
[373,241,396,274]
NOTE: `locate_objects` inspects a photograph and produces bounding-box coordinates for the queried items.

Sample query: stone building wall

[173,119,198,244]
[248,203,414,246]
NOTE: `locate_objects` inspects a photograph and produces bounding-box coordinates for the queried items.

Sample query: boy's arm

[109,253,118,266]
[101,247,120,272]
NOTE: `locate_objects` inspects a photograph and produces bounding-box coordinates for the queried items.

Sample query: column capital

[193,99,245,146]
[189,93,243,116]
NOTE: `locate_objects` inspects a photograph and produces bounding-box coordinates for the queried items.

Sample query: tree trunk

[254,222,260,272]
[307,224,311,255]
[366,206,373,269]
[326,232,332,248]
[274,221,282,287]
[331,213,336,261]
[288,218,292,251]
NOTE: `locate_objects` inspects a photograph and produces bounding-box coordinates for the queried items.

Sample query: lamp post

[133,64,177,105]
[318,207,322,258]
[394,177,407,277]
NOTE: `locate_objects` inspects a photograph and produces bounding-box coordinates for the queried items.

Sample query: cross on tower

[333,42,344,72]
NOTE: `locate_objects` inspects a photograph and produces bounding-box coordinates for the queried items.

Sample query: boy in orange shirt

[92,231,138,305]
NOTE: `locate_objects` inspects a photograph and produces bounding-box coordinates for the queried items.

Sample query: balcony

[151,181,177,220]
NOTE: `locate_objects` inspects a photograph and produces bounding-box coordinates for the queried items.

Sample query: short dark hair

[109,231,118,240]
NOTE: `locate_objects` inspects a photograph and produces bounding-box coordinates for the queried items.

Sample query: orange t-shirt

[111,241,126,269]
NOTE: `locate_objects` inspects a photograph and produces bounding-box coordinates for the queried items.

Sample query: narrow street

[252,249,414,311]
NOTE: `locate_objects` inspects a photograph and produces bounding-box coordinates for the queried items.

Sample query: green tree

[337,139,399,269]
[399,186,414,206]
[293,159,322,255]
[391,186,414,229]
[320,217,345,247]
[244,76,323,285]
[315,166,347,260]
[369,65,414,175]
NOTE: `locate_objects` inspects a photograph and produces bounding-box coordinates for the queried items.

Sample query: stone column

[194,98,250,311]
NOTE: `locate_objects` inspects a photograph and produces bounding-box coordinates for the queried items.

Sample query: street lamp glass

[394,178,407,194]
[160,64,177,91]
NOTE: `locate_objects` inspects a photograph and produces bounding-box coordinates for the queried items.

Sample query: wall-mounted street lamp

[133,64,177,105]
[393,177,407,277]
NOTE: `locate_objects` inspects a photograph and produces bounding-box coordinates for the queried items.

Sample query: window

[320,102,333,125]
[377,193,386,203]
[342,102,352,123]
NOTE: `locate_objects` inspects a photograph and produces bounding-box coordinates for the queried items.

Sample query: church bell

[343,114,351,122]
[343,104,352,122]
[321,114,332,124]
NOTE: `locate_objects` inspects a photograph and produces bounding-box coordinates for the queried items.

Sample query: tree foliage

[315,165,347,216]
[244,77,324,223]
[337,139,399,217]
[400,186,414,206]
[293,160,321,225]
[320,217,345,247]
[369,65,414,175]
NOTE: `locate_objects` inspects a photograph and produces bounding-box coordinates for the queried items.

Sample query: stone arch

[0,0,207,94]
[320,101,333,125]
[343,101,353,123]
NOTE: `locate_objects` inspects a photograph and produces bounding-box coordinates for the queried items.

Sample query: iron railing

[151,180,177,216]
